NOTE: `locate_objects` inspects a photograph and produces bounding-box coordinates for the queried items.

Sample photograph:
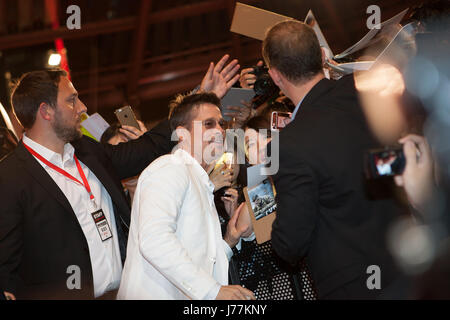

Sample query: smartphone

[114,106,140,130]
[271,111,292,131]
[365,147,405,179]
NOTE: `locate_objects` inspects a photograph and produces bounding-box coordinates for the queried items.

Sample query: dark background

[0,0,422,131]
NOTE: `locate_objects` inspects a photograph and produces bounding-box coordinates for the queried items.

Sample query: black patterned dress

[215,189,317,300]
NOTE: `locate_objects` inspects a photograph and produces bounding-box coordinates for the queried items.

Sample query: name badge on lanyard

[23,141,114,242]
[91,209,113,241]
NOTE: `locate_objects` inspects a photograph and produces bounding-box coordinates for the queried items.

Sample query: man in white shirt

[118,93,255,300]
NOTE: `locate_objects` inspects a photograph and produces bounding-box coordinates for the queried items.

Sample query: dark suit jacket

[271,75,405,299]
[0,120,173,299]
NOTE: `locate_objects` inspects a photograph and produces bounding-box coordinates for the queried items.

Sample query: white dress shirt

[118,149,233,300]
[22,135,122,298]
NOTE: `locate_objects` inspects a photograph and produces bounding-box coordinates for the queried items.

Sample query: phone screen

[271,112,293,130]
[366,147,405,178]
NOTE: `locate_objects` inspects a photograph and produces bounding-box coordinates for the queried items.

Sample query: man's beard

[52,109,82,143]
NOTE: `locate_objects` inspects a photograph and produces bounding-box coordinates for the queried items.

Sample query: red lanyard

[23,141,95,201]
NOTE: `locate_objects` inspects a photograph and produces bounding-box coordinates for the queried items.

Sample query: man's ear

[38,102,53,121]
[175,125,190,143]
[268,68,283,87]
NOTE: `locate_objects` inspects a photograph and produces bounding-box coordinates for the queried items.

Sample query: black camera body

[250,65,279,98]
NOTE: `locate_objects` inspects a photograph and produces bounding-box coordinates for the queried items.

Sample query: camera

[365,147,405,179]
[250,65,279,98]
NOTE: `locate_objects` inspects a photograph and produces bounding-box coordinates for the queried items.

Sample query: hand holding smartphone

[271,111,292,131]
[114,105,140,130]
[365,147,406,179]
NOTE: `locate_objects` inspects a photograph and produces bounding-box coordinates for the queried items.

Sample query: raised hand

[119,120,147,141]
[200,54,240,99]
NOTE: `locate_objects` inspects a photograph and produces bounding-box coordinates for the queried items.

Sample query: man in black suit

[0,55,240,300]
[262,21,404,299]
[0,69,174,300]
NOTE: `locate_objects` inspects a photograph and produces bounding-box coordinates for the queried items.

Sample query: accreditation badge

[91,209,113,241]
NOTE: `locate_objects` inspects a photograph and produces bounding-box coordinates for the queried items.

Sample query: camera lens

[254,74,278,97]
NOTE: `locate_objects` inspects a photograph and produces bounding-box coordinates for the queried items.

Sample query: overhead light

[48,53,61,66]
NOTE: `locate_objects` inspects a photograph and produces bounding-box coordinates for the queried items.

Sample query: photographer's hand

[239,60,263,89]
[394,134,435,213]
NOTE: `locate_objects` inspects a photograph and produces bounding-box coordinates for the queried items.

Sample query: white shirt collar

[174,148,215,193]
[22,134,75,167]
